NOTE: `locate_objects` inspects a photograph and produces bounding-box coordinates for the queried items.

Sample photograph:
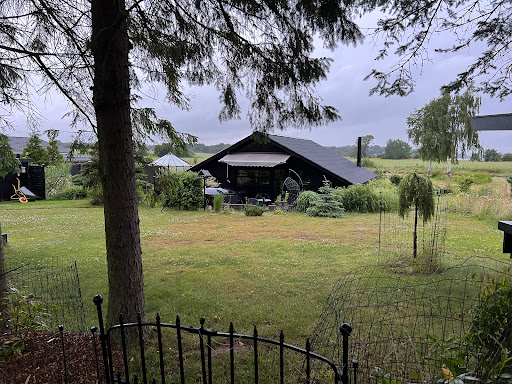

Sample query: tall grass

[446,194,512,221]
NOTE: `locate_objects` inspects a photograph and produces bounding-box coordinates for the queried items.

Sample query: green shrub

[245,205,264,216]
[213,193,224,212]
[464,279,512,381]
[468,173,491,184]
[458,177,474,194]
[507,176,512,194]
[389,174,402,186]
[455,174,492,194]
[295,190,319,212]
[361,158,377,169]
[140,183,157,208]
[45,164,73,198]
[364,178,398,212]
[88,187,104,205]
[334,184,380,213]
[157,171,203,210]
[0,289,50,360]
[54,185,87,200]
[306,181,344,218]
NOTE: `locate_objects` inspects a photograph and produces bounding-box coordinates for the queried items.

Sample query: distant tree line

[188,143,231,154]
[475,149,512,162]
[327,138,413,160]
[149,142,232,157]
[326,144,385,157]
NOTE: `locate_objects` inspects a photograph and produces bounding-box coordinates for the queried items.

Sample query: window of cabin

[236,169,271,186]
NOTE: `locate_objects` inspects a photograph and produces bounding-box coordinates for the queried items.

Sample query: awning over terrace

[218,152,290,167]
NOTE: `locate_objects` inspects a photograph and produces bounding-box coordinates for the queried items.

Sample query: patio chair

[256,193,271,207]
[245,197,258,206]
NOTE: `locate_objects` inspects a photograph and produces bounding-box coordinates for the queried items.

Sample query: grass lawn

[1,199,509,346]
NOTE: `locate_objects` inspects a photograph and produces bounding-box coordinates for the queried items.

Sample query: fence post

[352,360,359,384]
[137,312,148,384]
[305,338,311,384]
[229,322,235,384]
[340,323,352,384]
[176,315,185,384]
[93,295,110,384]
[279,331,284,384]
[119,313,130,383]
[199,318,207,384]
[378,191,383,262]
[59,325,69,384]
[156,313,166,384]
[205,331,212,384]
[91,326,102,384]
[253,325,258,384]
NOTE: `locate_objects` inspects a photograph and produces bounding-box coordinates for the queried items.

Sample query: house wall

[192,138,353,202]
[0,165,45,201]
[200,157,350,202]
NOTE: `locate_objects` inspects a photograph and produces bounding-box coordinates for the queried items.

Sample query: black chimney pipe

[357,137,362,167]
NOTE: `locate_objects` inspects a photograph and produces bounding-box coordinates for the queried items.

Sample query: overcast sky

[5,14,512,154]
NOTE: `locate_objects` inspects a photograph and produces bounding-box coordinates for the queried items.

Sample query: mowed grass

[1,199,509,346]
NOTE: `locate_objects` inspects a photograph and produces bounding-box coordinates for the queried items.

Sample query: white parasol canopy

[150,153,191,169]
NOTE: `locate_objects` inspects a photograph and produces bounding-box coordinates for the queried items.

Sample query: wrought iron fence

[59,295,359,384]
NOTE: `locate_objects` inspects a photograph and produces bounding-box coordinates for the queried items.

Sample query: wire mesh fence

[4,254,86,332]
[378,192,447,268]
[310,257,512,383]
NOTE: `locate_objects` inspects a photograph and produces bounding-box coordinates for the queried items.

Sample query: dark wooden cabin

[189,133,377,202]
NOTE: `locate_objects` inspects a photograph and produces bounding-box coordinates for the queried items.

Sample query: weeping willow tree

[398,173,435,259]
[406,89,481,177]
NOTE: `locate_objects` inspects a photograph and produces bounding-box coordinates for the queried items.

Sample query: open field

[347,157,512,176]
[182,154,511,176]
[181,152,213,166]
[1,200,509,345]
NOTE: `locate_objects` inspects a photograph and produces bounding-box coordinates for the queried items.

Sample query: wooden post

[0,222,7,294]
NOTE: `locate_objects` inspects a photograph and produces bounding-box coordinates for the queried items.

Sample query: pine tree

[22,132,49,165]
[365,1,512,99]
[46,130,64,165]
[0,134,20,178]
[306,180,345,218]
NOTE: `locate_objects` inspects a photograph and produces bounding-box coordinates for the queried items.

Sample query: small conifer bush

[245,205,264,216]
[306,180,344,218]
[213,193,224,212]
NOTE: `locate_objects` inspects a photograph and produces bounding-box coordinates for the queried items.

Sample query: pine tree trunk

[91,0,146,328]
[0,222,7,295]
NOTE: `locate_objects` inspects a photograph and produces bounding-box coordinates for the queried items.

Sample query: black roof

[190,133,377,185]
[472,113,512,131]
